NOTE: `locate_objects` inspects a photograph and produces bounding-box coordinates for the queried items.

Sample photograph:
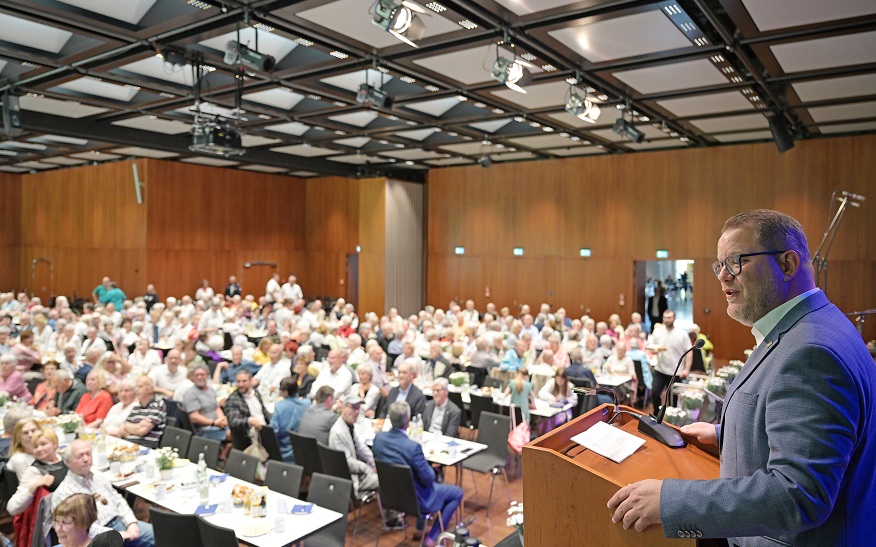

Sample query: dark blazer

[294,372,316,398]
[422,400,461,438]
[224,388,271,449]
[380,384,426,419]
[661,291,876,546]
[372,428,436,512]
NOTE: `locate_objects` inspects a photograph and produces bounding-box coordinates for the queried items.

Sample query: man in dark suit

[609,209,876,546]
[297,385,337,446]
[380,359,426,419]
[372,401,464,546]
[422,378,461,438]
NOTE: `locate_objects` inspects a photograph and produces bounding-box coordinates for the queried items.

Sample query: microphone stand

[636,340,704,448]
[812,191,864,295]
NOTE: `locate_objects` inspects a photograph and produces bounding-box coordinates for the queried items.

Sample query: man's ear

[779,250,801,278]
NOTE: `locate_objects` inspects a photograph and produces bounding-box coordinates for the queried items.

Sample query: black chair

[150,508,200,547]
[461,411,510,517]
[165,416,177,428]
[163,399,180,425]
[447,391,470,433]
[374,394,388,419]
[375,461,443,547]
[483,376,504,390]
[317,443,377,539]
[188,436,221,469]
[633,360,651,410]
[466,366,488,388]
[469,393,501,435]
[289,431,322,480]
[264,460,303,499]
[306,473,352,547]
[159,426,192,459]
[314,345,330,363]
[196,517,238,547]
[0,465,20,505]
[226,448,259,483]
[176,408,195,433]
[569,376,596,418]
[259,426,284,462]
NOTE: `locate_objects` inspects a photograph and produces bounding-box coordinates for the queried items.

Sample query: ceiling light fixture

[491,55,532,94]
[565,84,601,124]
[224,40,275,72]
[371,0,428,48]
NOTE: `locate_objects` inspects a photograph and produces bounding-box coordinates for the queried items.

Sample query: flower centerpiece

[682,389,705,411]
[663,406,689,427]
[448,371,468,388]
[507,501,524,544]
[155,447,178,479]
[717,364,742,385]
[57,414,82,442]
[706,377,727,397]
[0,390,10,407]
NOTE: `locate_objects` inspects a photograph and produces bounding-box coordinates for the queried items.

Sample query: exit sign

[656,249,669,258]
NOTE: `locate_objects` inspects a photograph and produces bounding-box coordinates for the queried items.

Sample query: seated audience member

[32,361,59,411]
[75,347,101,383]
[75,370,114,429]
[364,345,390,397]
[269,378,310,462]
[11,331,41,373]
[380,359,426,419]
[566,347,597,383]
[0,407,30,459]
[59,345,79,376]
[328,396,379,497]
[423,378,461,438]
[224,370,270,450]
[53,493,108,547]
[251,337,272,366]
[372,401,464,546]
[418,341,451,388]
[8,418,39,479]
[103,380,138,437]
[348,363,380,418]
[121,376,166,449]
[78,328,107,359]
[46,370,87,417]
[309,350,353,399]
[0,354,32,403]
[499,340,526,372]
[468,337,499,371]
[184,365,229,442]
[52,440,155,546]
[7,428,67,515]
[127,340,160,372]
[297,385,338,446]
[254,344,292,393]
[97,353,128,396]
[603,340,635,376]
[147,349,187,398]
[537,367,578,406]
[212,345,260,385]
[581,334,605,372]
[290,354,316,398]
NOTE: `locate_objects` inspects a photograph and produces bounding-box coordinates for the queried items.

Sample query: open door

[633,259,694,332]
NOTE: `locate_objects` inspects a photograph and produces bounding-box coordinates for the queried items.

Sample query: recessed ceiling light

[541,64,557,72]
[565,77,578,85]
[424,85,439,92]
[455,95,467,101]
[473,102,485,108]
[252,23,274,33]
[426,2,446,13]
[329,51,349,59]
[187,0,211,9]
[400,76,416,84]
[458,20,477,30]
[295,38,314,47]
[492,108,504,114]
[520,53,536,62]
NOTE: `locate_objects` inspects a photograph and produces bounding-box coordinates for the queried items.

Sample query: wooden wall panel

[0,174,22,291]
[428,135,876,358]
[304,176,360,299]
[18,160,147,299]
[358,178,386,315]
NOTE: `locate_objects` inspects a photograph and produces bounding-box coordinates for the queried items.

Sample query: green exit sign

[656,249,669,258]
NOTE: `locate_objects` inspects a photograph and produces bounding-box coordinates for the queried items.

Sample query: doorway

[241,261,277,298]
[633,260,694,333]
[31,258,54,304]
[345,254,359,312]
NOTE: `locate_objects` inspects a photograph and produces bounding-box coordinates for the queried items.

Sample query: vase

[517,528,524,545]
[159,468,173,480]
[64,432,76,443]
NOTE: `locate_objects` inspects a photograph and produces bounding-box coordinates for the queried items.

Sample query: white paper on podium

[570,421,645,463]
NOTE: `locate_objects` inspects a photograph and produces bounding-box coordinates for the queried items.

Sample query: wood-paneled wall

[427,135,876,359]
[358,178,386,315]
[0,173,22,291]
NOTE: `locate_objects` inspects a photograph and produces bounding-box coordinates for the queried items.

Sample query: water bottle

[197,453,209,504]
[415,414,424,441]
[95,425,107,466]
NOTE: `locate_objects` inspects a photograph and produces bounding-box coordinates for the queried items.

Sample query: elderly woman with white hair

[348,362,380,418]
[127,339,161,372]
[103,379,138,437]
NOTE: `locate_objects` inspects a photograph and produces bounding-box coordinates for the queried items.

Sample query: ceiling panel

[111,147,179,158]
[0,14,73,54]
[740,0,876,32]
[111,116,191,134]
[689,113,769,133]
[55,0,158,25]
[770,31,876,73]
[791,74,876,102]
[807,102,876,123]
[656,91,754,117]
[612,59,728,95]
[713,130,773,143]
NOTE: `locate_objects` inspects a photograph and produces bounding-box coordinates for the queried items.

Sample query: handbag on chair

[507,404,530,454]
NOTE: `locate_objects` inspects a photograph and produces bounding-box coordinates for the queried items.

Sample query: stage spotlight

[612,117,645,143]
[565,91,600,123]
[478,155,492,168]
[224,40,276,72]
[372,0,427,48]
[356,83,393,108]
[768,113,795,153]
[491,56,532,94]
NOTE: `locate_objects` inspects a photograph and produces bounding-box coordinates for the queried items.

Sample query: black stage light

[356,83,393,108]
[768,113,795,153]
[612,117,645,143]
[224,40,276,72]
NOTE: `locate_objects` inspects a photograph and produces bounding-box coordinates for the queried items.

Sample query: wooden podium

[523,404,720,546]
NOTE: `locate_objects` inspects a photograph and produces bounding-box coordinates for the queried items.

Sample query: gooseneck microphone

[636,338,705,448]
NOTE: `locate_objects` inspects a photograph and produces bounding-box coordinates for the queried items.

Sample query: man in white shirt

[148,348,188,398]
[78,327,107,357]
[647,310,692,412]
[198,297,225,335]
[310,349,353,399]
[265,273,282,305]
[254,343,292,392]
[281,274,303,303]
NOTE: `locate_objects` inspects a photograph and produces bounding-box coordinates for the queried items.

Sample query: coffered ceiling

[1,0,874,179]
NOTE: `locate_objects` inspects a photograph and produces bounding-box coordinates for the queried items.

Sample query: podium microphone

[637,338,705,448]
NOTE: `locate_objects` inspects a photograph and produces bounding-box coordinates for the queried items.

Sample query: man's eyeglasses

[712,251,785,277]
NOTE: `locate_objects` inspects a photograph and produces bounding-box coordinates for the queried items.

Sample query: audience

[7,428,67,515]
[297,386,337,446]
[121,376,166,449]
[0,354,32,403]
[328,395,379,497]
[269,377,310,462]
[7,418,39,479]
[423,378,461,438]
[224,369,270,450]
[183,364,229,442]
[103,379,138,437]
[381,360,426,419]
[75,370,113,429]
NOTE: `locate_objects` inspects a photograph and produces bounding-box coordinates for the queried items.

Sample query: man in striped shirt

[122,376,166,449]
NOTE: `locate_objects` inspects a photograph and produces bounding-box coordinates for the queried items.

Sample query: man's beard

[728,276,782,327]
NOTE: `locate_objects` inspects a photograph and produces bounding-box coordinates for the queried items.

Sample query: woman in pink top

[75,369,113,429]
[0,354,32,403]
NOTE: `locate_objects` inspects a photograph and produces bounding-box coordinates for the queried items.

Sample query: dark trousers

[651,370,673,414]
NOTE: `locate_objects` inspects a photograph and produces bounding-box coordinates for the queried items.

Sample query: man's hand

[607,479,663,532]
[248,417,264,431]
[214,416,228,428]
[680,422,717,445]
[122,523,141,541]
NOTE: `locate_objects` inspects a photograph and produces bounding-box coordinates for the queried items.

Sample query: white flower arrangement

[155,447,179,470]
[449,371,468,387]
[682,389,705,410]
[663,406,689,426]
[728,360,745,368]
[717,365,741,384]
[706,377,727,396]
[0,390,10,406]
[57,413,83,434]
[506,500,524,533]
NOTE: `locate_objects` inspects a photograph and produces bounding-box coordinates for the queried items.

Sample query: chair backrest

[264,460,303,499]
[477,411,512,461]
[150,508,200,547]
[306,473,352,547]
[163,398,180,422]
[569,376,597,416]
[504,404,524,426]
[374,461,422,518]
[226,448,259,483]
[483,376,504,390]
[469,393,501,430]
[288,431,322,477]
[159,426,192,459]
[314,346,330,363]
[187,436,221,469]
[316,443,353,482]
[447,391,468,428]
[0,465,20,503]
[165,416,177,428]
[259,426,284,462]
[196,517,239,547]
[177,408,195,433]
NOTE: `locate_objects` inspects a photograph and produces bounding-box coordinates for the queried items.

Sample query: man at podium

[608,209,876,546]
